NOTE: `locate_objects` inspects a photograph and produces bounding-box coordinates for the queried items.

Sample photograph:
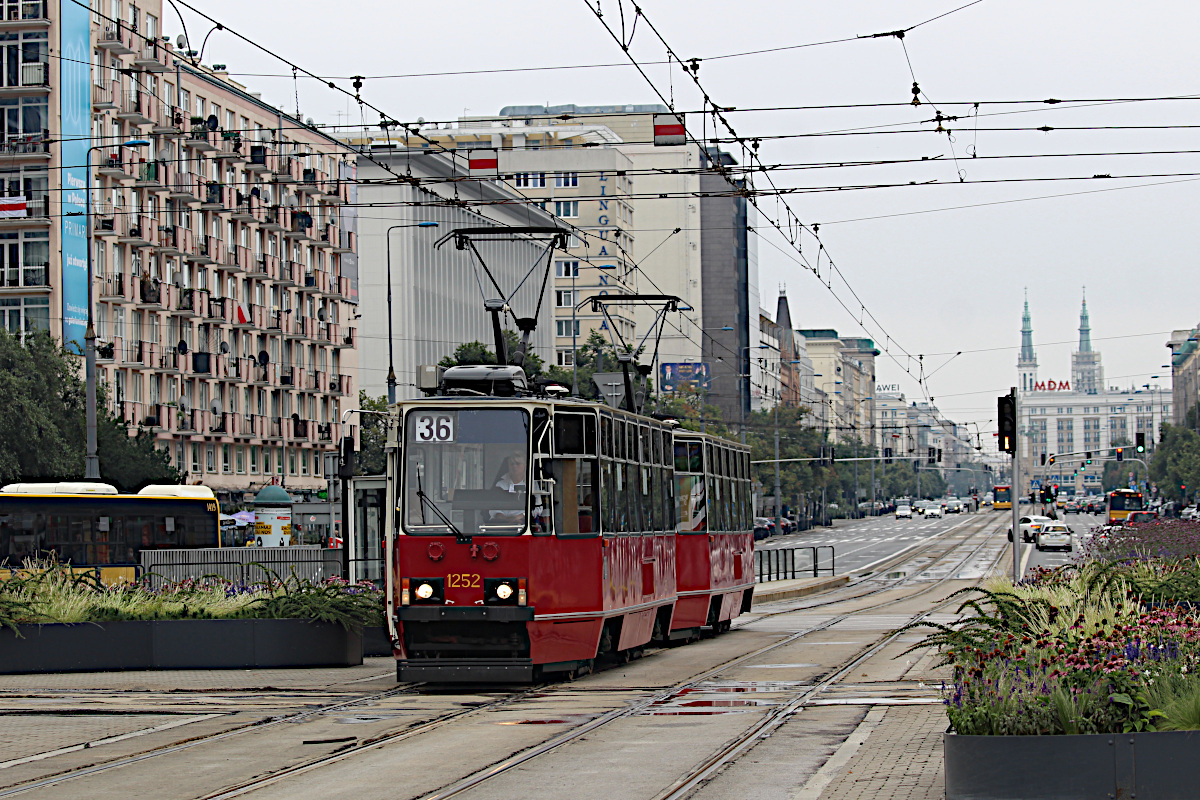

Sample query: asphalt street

[756,508,1003,575]
[1019,508,1107,575]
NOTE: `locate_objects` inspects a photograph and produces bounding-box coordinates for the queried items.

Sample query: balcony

[116,91,154,126]
[201,181,235,211]
[98,20,136,54]
[290,416,309,442]
[206,297,228,322]
[183,123,217,152]
[246,144,276,174]
[153,105,184,137]
[1,2,49,25]
[187,234,224,266]
[273,155,299,185]
[91,80,116,110]
[214,132,246,162]
[99,273,126,301]
[284,209,313,241]
[232,244,254,273]
[169,170,203,203]
[137,277,162,306]
[333,374,351,396]
[0,130,49,160]
[0,60,50,95]
[332,228,355,254]
[123,340,146,365]
[176,408,195,432]
[192,351,212,375]
[277,260,301,287]
[154,349,180,372]
[316,422,333,443]
[96,151,136,182]
[174,288,196,315]
[2,261,47,288]
[231,192,257,222]
[257,204,280,232]
[141,404,165,431]
[117,214,157,247]
[298,167,326,196]
[336,328,355,349]
[132,38,172,73]
[279,366,295,387]
[234,303,265,328]
[209,412,227,434]
[315,223,338,250]
[134,160,165,190]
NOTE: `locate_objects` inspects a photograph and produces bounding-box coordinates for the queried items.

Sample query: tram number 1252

[415,414,455,442]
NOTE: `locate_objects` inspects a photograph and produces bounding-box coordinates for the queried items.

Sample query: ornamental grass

[914,519,1200,734]
[0,557,383,633]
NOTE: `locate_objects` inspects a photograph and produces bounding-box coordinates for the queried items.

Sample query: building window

[514,172,546,188]
[262,446,271,475]
[301,450,310,476]
[222,444,232,474]
[555,172,579,188]
[554,200,579,218]
[206,445,216,473]
[555,289,574,308]
[556,319,580,337]
[0,230,48,287]
[236,446,245,474]
[555,260,579,278]
[288,450,297,475]
[556,349,575,367]
[249,445,259,474]
[0,295,47,337]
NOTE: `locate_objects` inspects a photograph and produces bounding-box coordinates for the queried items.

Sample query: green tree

[439,329,545,379]
[0,330,177,490]
[356,390,389,476]
[543,330,643,403]
[1150,424,1200,500]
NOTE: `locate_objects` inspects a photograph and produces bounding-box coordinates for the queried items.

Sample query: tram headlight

[485,577,524,606]
[495,584,513,600]
[415,582,434,600]
[406,578,444,605]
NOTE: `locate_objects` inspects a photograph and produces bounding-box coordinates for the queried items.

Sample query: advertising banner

[660,361,710,393]
[60,0,92,352]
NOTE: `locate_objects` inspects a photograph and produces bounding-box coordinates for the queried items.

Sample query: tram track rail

[0,516,1006,800]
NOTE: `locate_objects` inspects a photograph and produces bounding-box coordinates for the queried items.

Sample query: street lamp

[385,221,439,404]
[84,138,149,480]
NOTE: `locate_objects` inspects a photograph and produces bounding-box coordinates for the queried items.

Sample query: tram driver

[490,450,546,531]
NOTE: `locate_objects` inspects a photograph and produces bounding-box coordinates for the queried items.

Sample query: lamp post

[84,138,149,480]
[385,221,439,405]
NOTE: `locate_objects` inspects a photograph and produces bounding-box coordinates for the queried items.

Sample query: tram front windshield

[403,407,531,535]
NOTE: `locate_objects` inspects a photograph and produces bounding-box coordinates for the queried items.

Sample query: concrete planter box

[945,730,1200,799]
[362,625,393,657]
[0,619,362,674]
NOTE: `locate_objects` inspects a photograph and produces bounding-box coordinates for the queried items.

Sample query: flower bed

[0,558,384,632]
[918,521,1200,736]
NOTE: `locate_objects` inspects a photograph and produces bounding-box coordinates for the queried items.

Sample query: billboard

[59,0,92,352]
[660,362,710,393]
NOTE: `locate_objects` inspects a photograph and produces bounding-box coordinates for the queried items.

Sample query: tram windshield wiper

[415,489,469,542]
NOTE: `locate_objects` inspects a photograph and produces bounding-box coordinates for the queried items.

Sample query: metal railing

[140,546,342,588]
[755,545,836,582]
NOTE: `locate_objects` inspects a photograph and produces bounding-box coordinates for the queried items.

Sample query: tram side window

[650,465,663,531]
[652,429,662,466]
[641,464,654,532]
[553,413,596,456]
[674,441,690,473]
[688,442,703,472]
[601,460,616,533]
[553,458,598,536]
[601,415,613,458]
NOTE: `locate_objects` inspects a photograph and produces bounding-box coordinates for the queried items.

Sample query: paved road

[757,509,1005,575]
[1020,509,1107,575]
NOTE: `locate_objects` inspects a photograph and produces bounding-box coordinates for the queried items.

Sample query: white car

[1036,521,1073,552]
[925,505,944,519]
[896,505,912,519]
[1011,514,1052,543]
[1183,506,1199,521]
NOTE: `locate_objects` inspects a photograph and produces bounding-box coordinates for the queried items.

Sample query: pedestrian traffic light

[1116,447,1124,462]
[997,392,1016,455]
[1136,432,1146,453]
[937,448,943,463]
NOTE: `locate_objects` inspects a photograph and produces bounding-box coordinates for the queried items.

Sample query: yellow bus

[993,485,1012,511]
[1,482,220,583]
[1107,489,1145,524]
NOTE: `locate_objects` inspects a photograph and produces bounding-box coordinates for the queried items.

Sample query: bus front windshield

[994,487,1011,502]
[403,407,531,535]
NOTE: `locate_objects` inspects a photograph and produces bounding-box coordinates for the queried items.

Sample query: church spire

[1078,288,1092,353]
[1018,289,1038,393]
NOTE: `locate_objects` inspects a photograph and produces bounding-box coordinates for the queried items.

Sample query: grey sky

[172,0,1198,429]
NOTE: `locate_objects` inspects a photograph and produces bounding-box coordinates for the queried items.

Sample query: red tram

[383,378,753,682]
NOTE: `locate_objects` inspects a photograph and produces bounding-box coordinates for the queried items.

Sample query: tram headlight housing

[406,577,444,605]
[485,577,526,606]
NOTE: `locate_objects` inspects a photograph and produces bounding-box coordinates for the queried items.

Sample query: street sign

[467,149,498,177]
[592,372,626,408]
[653,114,686,146]
[1031,480,1041,489]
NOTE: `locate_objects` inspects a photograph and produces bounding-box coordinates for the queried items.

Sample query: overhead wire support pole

[1011,386,1021,585]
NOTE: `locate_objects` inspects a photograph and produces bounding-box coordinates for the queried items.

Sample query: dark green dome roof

[253,485,292,505]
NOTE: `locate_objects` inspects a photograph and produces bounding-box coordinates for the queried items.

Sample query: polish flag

[0,196,27,217]
[468,149,499,177]
[653,114,686,146]
[235,303,250,324]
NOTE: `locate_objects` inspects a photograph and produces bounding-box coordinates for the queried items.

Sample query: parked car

[1182,506,1199,521]
[754,517,777,537]
[896,504,912,519]
[753,520,771,541]
[925,504,944,519]
[1036,521,1073,552]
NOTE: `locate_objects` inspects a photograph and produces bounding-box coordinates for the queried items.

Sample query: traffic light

[1136,432,1146,453]
[1040,453,1046,466]
[1086,452,1092,464]
[927,447,936,465]
[883,447,893,465]
[1048,455,1056,466]
[997,392,1016,455]
[1116,447,1124,462]
[937,448,943,463]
